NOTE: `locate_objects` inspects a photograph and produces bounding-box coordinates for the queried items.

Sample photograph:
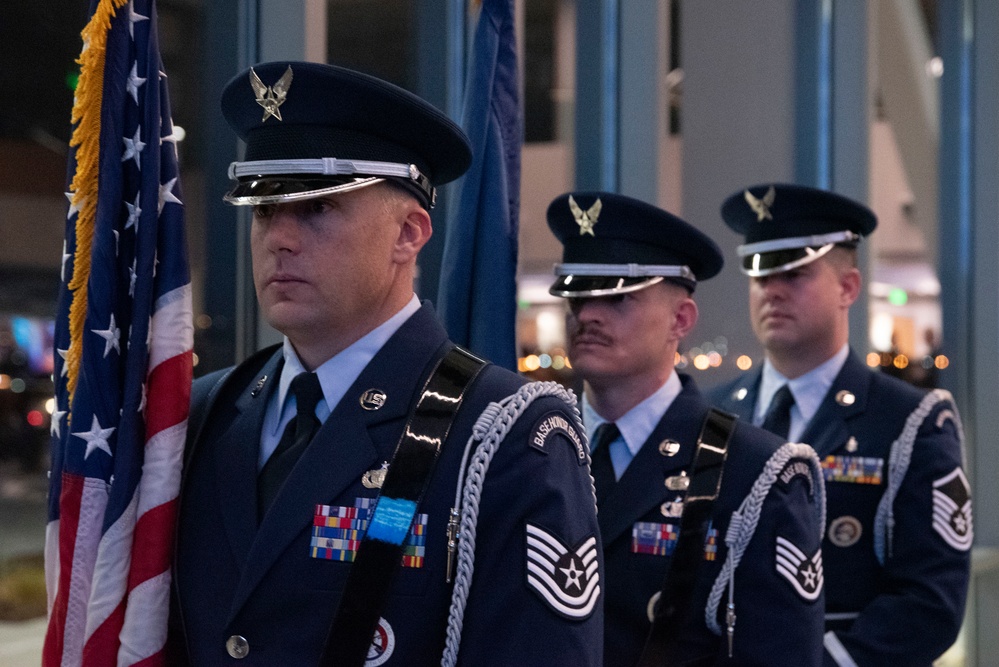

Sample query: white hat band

[737,230,860,257]
[554,263,695,281]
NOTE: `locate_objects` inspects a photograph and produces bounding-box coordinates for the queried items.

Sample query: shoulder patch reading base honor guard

[525,524,600,620]
[932,467,973,551]
[777,459,815,496]
[775,536,823,601]
[530,411,587,465]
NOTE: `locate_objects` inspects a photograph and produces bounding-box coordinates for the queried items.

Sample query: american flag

[43,0,193,665]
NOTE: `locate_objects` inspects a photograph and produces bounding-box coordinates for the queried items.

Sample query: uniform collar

[272,294,421,432]
[758,344,850,430]
[583,370,683,459]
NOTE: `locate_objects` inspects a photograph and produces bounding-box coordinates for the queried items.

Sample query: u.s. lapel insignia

[251,374,268,397]
[775,535,823,600]
[845,436,859,452]
[249,65,293,122]
[732,387,749,402]
[836,390,856,406]
[658,439,681,457]
[359,389,387,411]
[525,524,600,619]
[932,467,973,551]
[744,186,776,221]
[569,195,602,236]
[362,461,389,489]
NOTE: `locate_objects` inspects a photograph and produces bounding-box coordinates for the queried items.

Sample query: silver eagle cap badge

[744,186,776,222]
[250,65,293,123]
[569,195,602,236]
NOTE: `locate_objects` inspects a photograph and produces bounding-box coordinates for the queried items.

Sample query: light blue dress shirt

[754,343,850,442]
[258,294,422,469]
[582,371,683,480]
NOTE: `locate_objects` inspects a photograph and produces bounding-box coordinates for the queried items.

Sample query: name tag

[310,497,427,567]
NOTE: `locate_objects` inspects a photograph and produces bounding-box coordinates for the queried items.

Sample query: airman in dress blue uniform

[707,184,972,666]
[168,62,603,666]
[547,192,826,666]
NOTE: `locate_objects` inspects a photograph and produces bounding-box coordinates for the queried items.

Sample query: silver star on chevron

[559,558,584,591]
[802,563,818,589]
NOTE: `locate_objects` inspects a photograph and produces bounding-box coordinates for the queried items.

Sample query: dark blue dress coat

[601,375,825,666]
[708,352,971,666]
[169,305,603,665]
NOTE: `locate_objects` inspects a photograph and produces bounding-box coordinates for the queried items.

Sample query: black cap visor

[740,244,837,277]
[223,175,385,205]
[549,275,675,297]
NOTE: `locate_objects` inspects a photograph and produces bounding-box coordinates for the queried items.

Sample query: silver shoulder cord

[704,442,826,654]
[439,381,585,667]
[873,389,964,564]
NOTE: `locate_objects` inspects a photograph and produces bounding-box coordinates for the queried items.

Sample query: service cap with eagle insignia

[720,183,877,277]
[220,61,472,209]
[547,191,723,297]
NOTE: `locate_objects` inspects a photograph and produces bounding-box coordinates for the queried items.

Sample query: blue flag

[44,1,193,664]
[437,0,521,371]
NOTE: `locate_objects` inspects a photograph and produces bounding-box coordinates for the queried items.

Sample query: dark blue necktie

[257,372,323,520]
[590,422,621,503]
[761,384,795,440]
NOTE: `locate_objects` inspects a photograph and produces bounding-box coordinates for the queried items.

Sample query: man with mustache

[708,184,972,666]
[169,62,603,665]
[547,191,825,665]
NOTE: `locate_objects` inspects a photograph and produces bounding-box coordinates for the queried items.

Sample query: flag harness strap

[318,345,485,667]
[637,408,736,667]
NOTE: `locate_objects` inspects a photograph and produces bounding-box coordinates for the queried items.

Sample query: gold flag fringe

[65,0,129,404]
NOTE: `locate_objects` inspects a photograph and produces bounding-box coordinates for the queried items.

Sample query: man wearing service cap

[708,184,972,666]
[547,191,825,665]
[169,62,603,665]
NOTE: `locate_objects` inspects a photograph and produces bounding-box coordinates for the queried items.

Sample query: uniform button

[226,635,249,659]
[658,439,680,456]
